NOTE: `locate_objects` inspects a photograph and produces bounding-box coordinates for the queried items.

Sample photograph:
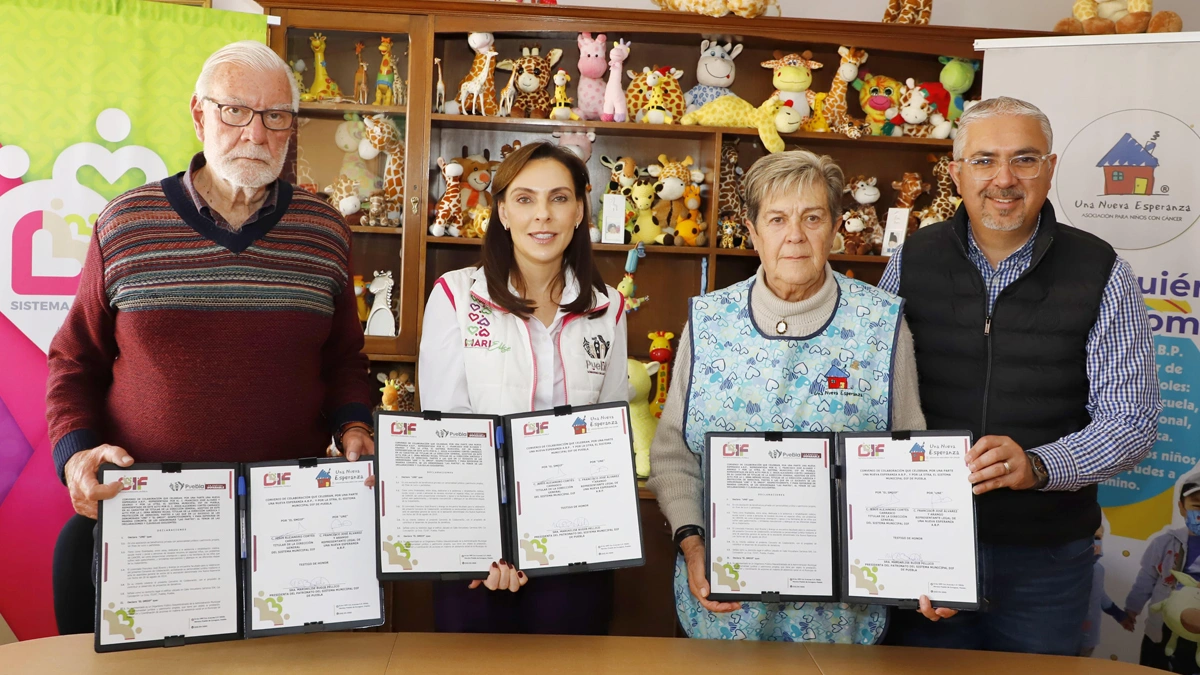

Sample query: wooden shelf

[427,235,483,246]
[428,112,953,148]
[350,225,404,235]
[300,102,408,117]
[365,353,417,363]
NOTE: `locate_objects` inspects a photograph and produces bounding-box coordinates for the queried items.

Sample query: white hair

[953,96,1053,159]
[195,40,299,111]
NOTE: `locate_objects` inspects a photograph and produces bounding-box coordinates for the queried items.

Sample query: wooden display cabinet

[262,0,1036,636]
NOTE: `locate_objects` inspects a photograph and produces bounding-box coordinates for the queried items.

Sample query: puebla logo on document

[1057,109,1200,250]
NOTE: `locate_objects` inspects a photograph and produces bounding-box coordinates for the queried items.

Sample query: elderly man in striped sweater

[46,41,375,635]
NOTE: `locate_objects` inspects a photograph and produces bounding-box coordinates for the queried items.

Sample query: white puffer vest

[435,266,625,416]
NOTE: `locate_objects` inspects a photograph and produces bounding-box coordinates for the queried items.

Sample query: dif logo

[722,443,749,457]
[857,443,886,458]
[523,421,549,436]
[263,471,292,487]
[392,422,417,435]
[120,476,147,491]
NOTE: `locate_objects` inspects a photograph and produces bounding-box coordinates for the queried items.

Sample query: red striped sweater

[46,172,373,480]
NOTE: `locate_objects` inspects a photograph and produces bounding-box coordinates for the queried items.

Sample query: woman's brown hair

[481,141,606,318]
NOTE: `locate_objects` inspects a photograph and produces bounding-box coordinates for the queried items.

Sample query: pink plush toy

[575,32,608,120]
[601,38,632,123]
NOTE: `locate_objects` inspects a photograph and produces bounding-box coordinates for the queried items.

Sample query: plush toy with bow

[760,50,822,123]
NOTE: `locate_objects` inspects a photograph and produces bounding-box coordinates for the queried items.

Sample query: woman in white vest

[419,141,628,634]
[648,150,947,643]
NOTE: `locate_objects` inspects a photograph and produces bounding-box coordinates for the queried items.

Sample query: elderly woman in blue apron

[648,150,942,642]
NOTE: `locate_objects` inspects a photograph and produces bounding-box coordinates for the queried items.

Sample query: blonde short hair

[741,150,844,227]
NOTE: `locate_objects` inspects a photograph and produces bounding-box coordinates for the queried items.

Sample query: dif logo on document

[263,472,292,487]
[392,421,417,436]
[722,443,749,457]
[523,421,549,436]
[857,443,885,458]
[120,476,148,491]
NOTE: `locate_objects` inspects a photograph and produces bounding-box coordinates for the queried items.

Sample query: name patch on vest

[583,335,610,375]
[465,301,510,353]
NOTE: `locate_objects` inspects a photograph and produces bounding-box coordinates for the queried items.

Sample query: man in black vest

[878,97,1161,656]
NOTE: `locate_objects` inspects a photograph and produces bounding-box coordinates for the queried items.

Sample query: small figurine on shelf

[892,171,932,235]
[855,71,905,136]
[681,94,789,153]
[717,139,746,225]
[359,114,406,223]
[360,194,398,228]
[374,37,397,106]
[497,66,518,117]
[430,157,464,237]
[627,358,660,479]
[601,38,632,122]
[624,178,662,246]
[638,68,677,125]
[882,0,933,25]
[433,57,446,113]
[323,175,361,217]
[647,332,674,419]
[390,54,408,106]
[685,40,743,113]
[617,242,649,311]
[575,32,609,120]
[354,275,369,324]
[496,45,563,119]
[451,33,499,116]
[627,66,686,123]
[824,46,872,139]
[301,33,345,102]
[353,42,369,105]
[553,130,596,162]
[844,175,882,253]
[760,51,822,122]
[717,213,740,249]
[549,69,581,121]
[365,270,397,337]
[885,78,953,139]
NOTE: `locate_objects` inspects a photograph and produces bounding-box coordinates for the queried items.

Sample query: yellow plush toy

[1055,0,1182,34]
[627,358,661,479]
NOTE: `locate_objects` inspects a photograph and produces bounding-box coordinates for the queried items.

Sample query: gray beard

[206,142,287,189]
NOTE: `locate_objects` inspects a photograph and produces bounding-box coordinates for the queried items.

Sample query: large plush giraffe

[882,0,933,25]
[456,33,499,116]
[915,153,959,227]
[824,46,871,139]
[302,33,343,102]
[360,114,406,223]
[374,37,396,106]
[430,157,464,237]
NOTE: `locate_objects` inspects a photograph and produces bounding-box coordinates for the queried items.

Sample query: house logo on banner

[1056,109,1200,250]
[0,109,168,353]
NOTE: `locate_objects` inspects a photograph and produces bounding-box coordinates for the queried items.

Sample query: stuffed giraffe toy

[628,358,660,479]
[824,46,871,139]
[844,175,883,253]
[601,38,632,122]
[882,0,933,25]
[353,42,369,105]
[374,37,396,106]
[638,68,675,124]
[648,331,674,420]
[915,153,959,227]
[682,95,788,153]
[718,138,746,224]
[302,33,343,102]
[430,157,464,237]
[323,175,361,217]
[575,32,609,120]
[760,51,822,121]
[455,33,499,116]
[892,171,932,235]
[626,66,687,123]
[886,78,953,139]
[624,178,662,245]
[647,154,704,229]
[359,114,406,223]
[549,69,581,121]
[496,45,563,119]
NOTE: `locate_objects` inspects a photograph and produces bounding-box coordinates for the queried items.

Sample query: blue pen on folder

[237,475,246,559]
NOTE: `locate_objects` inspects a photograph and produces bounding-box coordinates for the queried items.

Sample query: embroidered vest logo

[465,300,510,352]
[582,334,610,375]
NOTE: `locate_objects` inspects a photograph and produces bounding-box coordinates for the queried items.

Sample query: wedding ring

[1003,460,1012,475]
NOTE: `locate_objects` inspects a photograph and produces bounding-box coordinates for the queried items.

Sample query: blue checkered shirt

[878,221,1162,492]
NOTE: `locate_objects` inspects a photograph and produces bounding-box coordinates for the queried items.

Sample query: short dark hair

[480,141,605,319]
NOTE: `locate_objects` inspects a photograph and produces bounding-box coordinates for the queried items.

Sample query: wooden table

[1,632,1162,674]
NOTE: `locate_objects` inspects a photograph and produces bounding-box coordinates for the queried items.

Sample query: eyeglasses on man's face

[958,154,1053,181]
[203,97,295,131]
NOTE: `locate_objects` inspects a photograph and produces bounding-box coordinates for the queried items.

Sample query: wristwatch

[335,422,374,454]
[673,524,705,553]
[1027,451,1050,490]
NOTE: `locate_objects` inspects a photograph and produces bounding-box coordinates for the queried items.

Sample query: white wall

[212,0,263,13]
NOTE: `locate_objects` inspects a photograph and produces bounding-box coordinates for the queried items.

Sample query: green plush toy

[938,56,980,122]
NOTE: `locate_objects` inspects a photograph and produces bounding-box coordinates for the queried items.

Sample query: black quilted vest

[898,201,1116,545]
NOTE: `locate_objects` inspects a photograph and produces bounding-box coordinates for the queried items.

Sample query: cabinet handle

[410,197,419,215]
